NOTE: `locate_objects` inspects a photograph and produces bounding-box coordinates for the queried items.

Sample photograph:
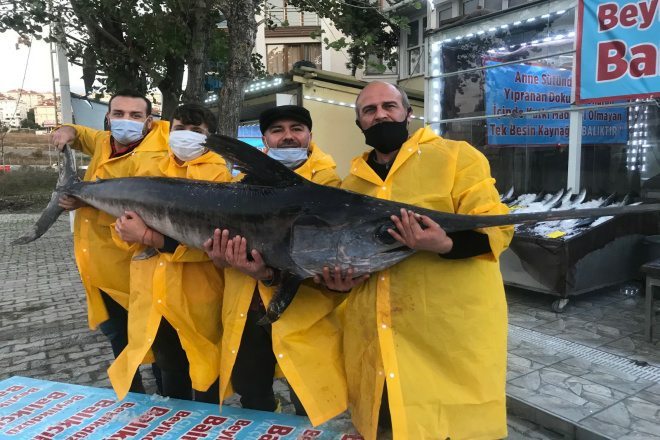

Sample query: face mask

[169,130,207,162]
[266,147,308,169]
[109,119,146,145]
[362,119,409,154]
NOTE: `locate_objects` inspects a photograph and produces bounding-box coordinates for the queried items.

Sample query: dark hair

[259,105,312,134]
[171,103,218,134]
[109,90,152,115]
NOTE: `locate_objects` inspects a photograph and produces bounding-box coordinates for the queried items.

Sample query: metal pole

[567,10,582,195]
[55,32,76,231]
[56,43,73,125]
[567,109,583,193]
[48,41,59,167]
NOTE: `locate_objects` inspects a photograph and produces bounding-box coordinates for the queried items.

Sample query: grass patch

[0,167,57,212]
[0,167,58,196]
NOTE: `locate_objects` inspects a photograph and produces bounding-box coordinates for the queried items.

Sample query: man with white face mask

[111,103,230,403]
[49,90,169,394]
[202,106,348,426]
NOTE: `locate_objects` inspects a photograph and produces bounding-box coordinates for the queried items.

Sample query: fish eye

[374,223,397,245]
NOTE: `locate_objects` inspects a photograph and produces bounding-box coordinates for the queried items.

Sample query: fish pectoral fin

[258,272,304,325]
[132,247,158,261]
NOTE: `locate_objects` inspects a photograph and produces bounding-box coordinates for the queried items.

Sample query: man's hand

[313,266,369,293]
[58,195,88,211]
[389,208,453,254]
[203,229,231,268]
[50,126,76,151]
[225,235,273,281]
[115,210,163,247]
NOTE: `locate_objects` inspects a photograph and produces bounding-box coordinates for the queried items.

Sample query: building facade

[383,0,659,197]
[34,102,61,128]
[0,97,28,128]
[255,1,363,78]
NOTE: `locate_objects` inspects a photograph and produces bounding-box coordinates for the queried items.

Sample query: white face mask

[169,130,207,162]
[109,119,146,145]
[266,147,308,169]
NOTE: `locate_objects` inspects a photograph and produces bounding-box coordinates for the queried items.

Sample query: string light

[433,10,573,46]
[301,95,425,119]
[244,77,284,94]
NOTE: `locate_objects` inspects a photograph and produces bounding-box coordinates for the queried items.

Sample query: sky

[0,30,86,95]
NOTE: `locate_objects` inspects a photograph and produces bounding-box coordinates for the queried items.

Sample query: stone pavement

[0,213,559,439]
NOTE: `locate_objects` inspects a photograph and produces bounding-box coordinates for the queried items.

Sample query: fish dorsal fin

[204,134,305,187]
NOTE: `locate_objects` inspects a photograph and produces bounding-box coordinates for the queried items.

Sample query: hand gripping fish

[13,136,660,323]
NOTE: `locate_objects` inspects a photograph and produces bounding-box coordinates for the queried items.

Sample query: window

[407,20,419,48]
[266,0,319,26]
[483,0,503,11]
[266,43,322,74]
[463,0,478,14]
[507,0,530,7]
[364,54,398,76]
[427,6,660,196]
[437,4,453,23]
[405,17,426,77]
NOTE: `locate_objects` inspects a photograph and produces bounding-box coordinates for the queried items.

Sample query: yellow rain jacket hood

[219,142,347,426]
[65,122,170,330]
[108,151,231,399]
[341,127,513,440]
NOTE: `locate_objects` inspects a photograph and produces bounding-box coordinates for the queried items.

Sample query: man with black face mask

[317,81,514,440]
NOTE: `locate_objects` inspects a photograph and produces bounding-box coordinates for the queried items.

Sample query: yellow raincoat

[108,151,232,399]
[64,122,170,330]
[341,127,513,440]
[219,142,347,426]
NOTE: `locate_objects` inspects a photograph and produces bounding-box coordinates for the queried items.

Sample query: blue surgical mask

[169,130,207,162]
[109,119,146,145]
[266,147,308,169]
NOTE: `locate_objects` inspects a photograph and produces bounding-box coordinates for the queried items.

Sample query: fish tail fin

[258,272,303,325]
[12,145,80,245]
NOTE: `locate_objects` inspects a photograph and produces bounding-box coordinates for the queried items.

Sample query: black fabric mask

[362,120,409,154]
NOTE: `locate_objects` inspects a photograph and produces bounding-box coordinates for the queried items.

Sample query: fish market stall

[500,193,660,312]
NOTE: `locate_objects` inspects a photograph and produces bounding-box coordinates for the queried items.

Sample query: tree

[0,0,225,118]
[215,0,259,137]
[0,0,400,139]
[20,109,41,129]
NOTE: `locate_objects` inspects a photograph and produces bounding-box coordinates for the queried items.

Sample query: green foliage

[20,119,40,129]
[20,109,41,129]
[0,0,227,96]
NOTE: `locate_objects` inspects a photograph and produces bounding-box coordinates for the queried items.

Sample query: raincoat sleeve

[312,168,341,188]
[61,123,104,156]
[451,142,513,261]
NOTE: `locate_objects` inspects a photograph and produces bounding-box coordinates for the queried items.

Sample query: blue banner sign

[576,0,660,103]
[0,377,362,440]
[485,61,628,145]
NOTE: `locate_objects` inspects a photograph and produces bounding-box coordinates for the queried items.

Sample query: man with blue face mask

[202,105,348,426]
[260,105,314,170]
[49,90,169,395]
[109,103,230,404]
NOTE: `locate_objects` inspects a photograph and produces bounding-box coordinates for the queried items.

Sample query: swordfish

[13,136,660,322]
